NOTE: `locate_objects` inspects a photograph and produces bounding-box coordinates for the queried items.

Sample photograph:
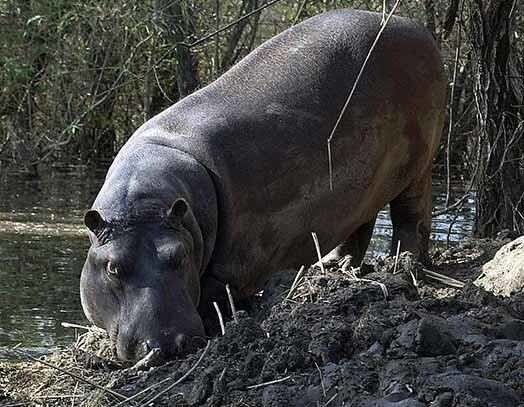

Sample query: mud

[2,238,524,407]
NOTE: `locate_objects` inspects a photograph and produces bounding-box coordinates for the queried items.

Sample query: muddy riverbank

[2,237,523,406]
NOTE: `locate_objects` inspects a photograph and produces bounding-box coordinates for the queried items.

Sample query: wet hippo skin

[80,9,447,361]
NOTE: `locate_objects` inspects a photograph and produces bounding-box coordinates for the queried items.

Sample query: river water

[0,167,474,360]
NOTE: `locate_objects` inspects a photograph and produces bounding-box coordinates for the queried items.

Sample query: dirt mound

[2,239,524,406]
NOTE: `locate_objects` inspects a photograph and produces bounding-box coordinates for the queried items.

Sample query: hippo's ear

[84,210,106,235]
[168,198,188,220]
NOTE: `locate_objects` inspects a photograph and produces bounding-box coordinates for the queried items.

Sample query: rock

[475,236,524,297]
[262,385,292,407]
[423,372,520,406]
[415,316,457,357]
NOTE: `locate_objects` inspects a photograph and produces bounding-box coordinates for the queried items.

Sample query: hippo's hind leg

[390,169,432,264]
[322,216,377,267]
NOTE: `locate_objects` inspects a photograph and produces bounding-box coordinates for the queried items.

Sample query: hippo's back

[123,9,447,294]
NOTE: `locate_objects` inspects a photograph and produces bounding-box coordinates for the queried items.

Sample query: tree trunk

[220,0,259,72]
[423,0,438,41]
[470,0,524,237]
[156,0,200,98]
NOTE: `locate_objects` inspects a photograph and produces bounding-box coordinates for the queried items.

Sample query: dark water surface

[0,167,474,360]
[0,167,106,360]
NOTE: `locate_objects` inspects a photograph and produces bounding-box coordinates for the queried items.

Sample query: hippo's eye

[106,261,119,277]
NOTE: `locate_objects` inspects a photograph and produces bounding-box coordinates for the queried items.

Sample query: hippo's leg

[390,169,432,264]
[322,216,377,267]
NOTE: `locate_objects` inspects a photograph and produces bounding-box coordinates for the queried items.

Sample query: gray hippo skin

[81,9,446,361]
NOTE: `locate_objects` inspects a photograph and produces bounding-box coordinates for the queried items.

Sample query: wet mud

[1,238,524,406]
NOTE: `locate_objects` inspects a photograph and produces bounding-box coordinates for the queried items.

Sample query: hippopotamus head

[80,198,206,362]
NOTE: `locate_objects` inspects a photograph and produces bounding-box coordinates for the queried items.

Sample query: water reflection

[0,168,475,360]
[369,185,475,256]
[0,167,106,360]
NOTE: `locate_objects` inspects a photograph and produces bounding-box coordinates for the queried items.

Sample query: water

[0,167,475,360]
[0,167,106,360]
[369,178,476,256]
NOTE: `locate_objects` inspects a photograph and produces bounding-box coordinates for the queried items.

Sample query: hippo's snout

[117,329,204,363]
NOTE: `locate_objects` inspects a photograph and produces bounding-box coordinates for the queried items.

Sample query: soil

[2,238,524,407]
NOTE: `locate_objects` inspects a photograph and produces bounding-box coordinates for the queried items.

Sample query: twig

[138,341,210,407]
[327,0,402,190]
[311,232,325,274]
[71,382,79,407]
[409,269,419,288]
[9,348,126,401]
[292,0,308,25]
[213,301,226,335]
[130,348,163,371]
[246,375,291,390]
[35,395,85,399]
[214,0,220,77]
[393,240,401,274]
[323,393,338,406]
[60,322,104,332]
[225,284,238,324]
[184,0,284,49]
[285,265,306,301]
[422,269,465,288]
[315,361,326,397]
[432,191,471,216]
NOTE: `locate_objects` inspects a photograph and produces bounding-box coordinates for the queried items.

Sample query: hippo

[80,9,447,361]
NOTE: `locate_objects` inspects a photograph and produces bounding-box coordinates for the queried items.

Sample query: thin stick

[185,0,284,49]
[292,0,308,25]
[286,265,306,300]
[247,375,291,390]
[213,301,226,335]
[323,393,338,406]
[10,348,126,401]
[225,284,238,324]
[61,322,104,332]
[409,269,419,288]
[393,240,401,274]
[423,269,465,288]
[327,0,402,190]
[311,232,325,274]
[71,382,79,407]
[35,395,85,399]
[138,341,210,407]
[315,361,327,397]
[130,348,162,371]
[214,0,220,77]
